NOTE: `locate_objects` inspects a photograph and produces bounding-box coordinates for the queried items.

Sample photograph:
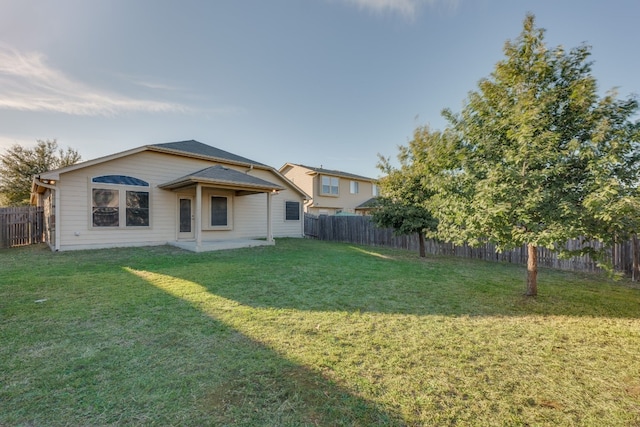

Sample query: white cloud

[0,135,38,153]
[339,0,459,18]
[0,45,194,116]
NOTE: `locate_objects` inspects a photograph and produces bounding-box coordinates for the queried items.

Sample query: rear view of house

[30,140,309,251]
[279,163,378,215]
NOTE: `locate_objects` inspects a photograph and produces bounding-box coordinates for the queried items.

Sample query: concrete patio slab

[169,239,275,253]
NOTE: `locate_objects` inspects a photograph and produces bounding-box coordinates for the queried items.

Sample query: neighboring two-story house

[279,163,379,216]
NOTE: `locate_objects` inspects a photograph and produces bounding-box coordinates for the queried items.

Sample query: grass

[1,238,640,426]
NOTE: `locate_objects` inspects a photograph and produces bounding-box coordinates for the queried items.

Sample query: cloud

[0,135,38,153]
[339,0,459,18]
[0,45,194,116]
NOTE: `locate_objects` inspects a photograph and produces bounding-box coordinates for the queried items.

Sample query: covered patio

[159,165,285,252]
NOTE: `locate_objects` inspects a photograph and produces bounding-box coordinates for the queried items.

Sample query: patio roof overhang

[158,165,284,195]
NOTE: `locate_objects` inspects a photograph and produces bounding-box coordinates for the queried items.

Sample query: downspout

[301,199,308,237]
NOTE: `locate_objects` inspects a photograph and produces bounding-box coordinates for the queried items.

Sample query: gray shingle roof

[293,164,375,181]
[356,197,380,209]
[150,140,267,167]
[160,165,284,191]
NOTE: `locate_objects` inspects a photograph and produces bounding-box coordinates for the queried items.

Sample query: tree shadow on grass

[124,268,405,427]
[131,241,640,320]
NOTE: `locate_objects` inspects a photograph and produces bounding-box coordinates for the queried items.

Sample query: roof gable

[38,140,266,179]
[159,165,284,193]
[32,140,311,200]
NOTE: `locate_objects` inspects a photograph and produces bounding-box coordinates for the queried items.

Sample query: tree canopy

[0,139,81,206]
[384,14,640,295]
[372,127,437,257]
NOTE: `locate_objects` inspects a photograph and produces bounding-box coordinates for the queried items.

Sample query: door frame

[177,194,195,240]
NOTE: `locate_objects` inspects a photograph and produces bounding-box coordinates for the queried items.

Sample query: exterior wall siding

[52,151,304,251]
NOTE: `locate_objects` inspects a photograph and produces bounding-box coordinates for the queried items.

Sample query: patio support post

[195,183,202,249]
[267,191,274,242]
[54,187,60,251]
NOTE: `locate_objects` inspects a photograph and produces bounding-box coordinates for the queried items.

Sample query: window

[210,196,228,226]
[126,191,149,226]
[92,175,149,186]
[372,184,379,196]
[92,189,119,227]
[350,181,359,194]
[321,176,339,195]
[285,201,300,221]
[91,175,150,228]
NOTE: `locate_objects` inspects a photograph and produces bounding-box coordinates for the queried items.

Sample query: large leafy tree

[436,14,640,295]
[0,139,81,206]
[373,126,444,257]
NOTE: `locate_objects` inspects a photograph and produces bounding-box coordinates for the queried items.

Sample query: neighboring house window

[321,176,339,195]
[210,196,228,226]
[285,201,300,221]
[372,184,379,196]
[91,175,150,228]
[350,181,359,194]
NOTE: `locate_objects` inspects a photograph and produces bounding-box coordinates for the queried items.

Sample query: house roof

[158,165,284,194]
[150,140,267,167]
[355,197,380,210]
[280,163,377,182]
[31,140,311,201]
[37,140,268,180]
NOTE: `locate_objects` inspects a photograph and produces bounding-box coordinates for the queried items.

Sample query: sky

[1,0,639,179]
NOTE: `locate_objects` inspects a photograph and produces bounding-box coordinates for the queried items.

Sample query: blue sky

[1,0,638,179]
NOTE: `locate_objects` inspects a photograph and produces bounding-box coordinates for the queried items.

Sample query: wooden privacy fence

[304,213,638,276]
[0,207,44,248]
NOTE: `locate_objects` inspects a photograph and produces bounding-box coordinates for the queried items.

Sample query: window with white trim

[285,201,300,221]
[350,181,359,194]
[321,175,339,195]
[210,196,228,227]
[91,175,150,228]
[372,184,379,196]
[204,192,233,230]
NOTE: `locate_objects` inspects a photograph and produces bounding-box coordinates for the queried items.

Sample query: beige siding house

[279,163,378,216]
[30,140,309,252]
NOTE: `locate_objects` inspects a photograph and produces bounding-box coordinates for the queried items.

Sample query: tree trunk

[632,234,640,282]
[418,231,426,258]
[525,243,538,296]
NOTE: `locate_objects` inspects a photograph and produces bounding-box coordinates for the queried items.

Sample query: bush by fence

[0,207,44,248]
[304,213,639,277]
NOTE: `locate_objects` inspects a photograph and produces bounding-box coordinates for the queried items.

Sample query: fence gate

[0,207,44,248]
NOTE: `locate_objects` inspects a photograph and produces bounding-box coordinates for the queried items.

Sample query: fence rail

[304,213,638,276]
[0,207,44,248]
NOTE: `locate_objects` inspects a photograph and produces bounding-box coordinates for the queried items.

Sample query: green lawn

[1,239,639,426]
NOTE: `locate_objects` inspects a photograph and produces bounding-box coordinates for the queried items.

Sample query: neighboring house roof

[159,165,284,194]
[356,197,380,210]
[280,163,377,182]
